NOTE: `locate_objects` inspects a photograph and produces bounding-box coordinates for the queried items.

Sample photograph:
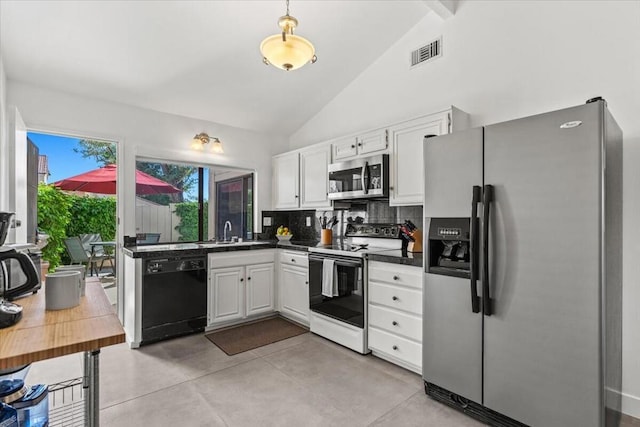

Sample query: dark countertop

[123,241,276,258]
[367,249,423,268]
[123,240,317,259]
[276,240,318,252]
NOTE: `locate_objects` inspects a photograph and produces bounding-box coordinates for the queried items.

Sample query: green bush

[66,195,116,241]
[37,185,117,269]
[174,201,208,241]
[37,184,72,269]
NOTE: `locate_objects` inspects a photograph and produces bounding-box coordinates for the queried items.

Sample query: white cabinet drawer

[368,282,422,315]
[279,251,308,268]
[369,326,422,368]
[209,250,275,269]
[369,305,422,342]
[368,262,421,290]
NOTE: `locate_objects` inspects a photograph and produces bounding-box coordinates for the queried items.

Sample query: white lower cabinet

[246,263,275,316]
[368,261,423,373]
[209,266,245,324]
[278,251,310,326]
[208,251,275,328]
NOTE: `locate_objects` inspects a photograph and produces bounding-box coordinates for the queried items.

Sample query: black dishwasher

[141,255,207,345]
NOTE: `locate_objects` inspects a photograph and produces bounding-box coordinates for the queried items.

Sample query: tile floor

[29,332,481,426]
[28,331,637,427]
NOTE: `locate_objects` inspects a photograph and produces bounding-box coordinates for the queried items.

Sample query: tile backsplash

[260,201,423,241]
[260,210,318,241]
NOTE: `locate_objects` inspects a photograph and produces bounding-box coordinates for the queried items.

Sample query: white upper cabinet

[299,144,331,209]
[273,143,331,210]
[358,129,388,155]
[272,152,300,210]
[332,128,388,161]
[388,107,469,206]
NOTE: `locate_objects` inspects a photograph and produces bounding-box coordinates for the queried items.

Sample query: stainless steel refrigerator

[422,98,622,427]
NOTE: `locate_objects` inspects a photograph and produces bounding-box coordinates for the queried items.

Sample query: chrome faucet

[223,221,232,242]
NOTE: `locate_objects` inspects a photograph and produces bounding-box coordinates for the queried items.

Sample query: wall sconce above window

[191,132,224,153]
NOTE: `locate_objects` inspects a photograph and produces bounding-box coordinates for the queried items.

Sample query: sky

[29,131,206,201]
[28,132,101,183]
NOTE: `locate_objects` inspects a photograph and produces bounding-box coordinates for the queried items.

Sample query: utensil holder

[45,271,81,310]
[408,229,423,253]
[320,229,333,245]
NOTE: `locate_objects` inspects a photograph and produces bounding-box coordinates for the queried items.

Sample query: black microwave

[328,154,389,200]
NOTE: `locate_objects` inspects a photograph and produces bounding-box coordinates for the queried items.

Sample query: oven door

[328,154,388,200]
[308,253,365,328]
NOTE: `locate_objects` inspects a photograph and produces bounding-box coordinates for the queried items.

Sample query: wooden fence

[135,201,181,242]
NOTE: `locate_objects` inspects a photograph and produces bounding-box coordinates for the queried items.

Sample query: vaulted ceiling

[0,1,449,136]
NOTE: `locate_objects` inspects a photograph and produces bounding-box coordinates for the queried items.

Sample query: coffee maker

[0,212,41,329]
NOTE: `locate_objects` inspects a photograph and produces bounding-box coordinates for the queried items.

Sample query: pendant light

[191,133,224,153]
[260,0,317,71]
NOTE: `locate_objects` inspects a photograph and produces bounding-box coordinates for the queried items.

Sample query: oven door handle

[309,253,363,268]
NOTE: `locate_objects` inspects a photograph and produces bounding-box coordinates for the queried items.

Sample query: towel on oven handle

[322,259,338,297]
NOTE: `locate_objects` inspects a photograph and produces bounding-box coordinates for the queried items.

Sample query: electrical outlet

[264,216,272,226]
[306,216,311,227]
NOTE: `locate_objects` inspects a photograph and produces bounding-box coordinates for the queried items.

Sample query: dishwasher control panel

[145,257,206,275]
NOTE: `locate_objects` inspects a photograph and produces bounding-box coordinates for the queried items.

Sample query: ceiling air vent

[410,37,442,68]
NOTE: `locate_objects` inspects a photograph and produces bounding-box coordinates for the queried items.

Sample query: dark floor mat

[205,317,308,356]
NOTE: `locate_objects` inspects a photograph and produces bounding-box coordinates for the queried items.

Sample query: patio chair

[136,233,161,244]
[63,236,93,276]
[63,236,108,276]
[79,233,115,275]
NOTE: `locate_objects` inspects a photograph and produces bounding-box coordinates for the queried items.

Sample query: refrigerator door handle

[482,184,494,316]
[469,185,481,313]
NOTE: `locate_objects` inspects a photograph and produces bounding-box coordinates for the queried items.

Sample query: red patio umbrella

[53,164,181,195]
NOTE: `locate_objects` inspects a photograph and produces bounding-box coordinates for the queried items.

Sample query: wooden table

[0,280,125,426]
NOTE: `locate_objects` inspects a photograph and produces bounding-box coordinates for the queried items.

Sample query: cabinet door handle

[291,259,296,263]
[392,296,398,301]
[351,144,356,149]
[358,142,363,147]
[305,281,309,285]
[392,345,398,351]
[247,277,251,281]
[392,321,398,326]
[240,278,244,282]
[393,275,399,281]
[295,195,299,198]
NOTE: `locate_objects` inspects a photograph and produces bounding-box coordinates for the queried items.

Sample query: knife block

[408,229,423,253]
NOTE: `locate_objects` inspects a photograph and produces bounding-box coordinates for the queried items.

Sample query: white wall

[290,0,640,417]
[7,81,288,238]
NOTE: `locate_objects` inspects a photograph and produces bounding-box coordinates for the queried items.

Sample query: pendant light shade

[260,0,317,71]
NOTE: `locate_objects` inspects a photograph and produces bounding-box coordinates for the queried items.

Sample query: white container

[45,271,81,310]
[55,265,87,296]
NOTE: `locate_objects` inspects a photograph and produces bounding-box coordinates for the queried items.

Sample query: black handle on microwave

[361,161,370,194]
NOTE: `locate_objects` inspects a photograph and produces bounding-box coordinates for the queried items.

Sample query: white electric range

[307,223,403,353]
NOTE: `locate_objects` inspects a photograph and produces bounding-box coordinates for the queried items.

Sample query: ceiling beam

[422,0,457,20]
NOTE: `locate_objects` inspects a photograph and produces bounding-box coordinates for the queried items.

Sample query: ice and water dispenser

[426,218,472,278]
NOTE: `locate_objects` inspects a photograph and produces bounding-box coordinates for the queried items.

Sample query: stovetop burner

[309,223,403,258]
